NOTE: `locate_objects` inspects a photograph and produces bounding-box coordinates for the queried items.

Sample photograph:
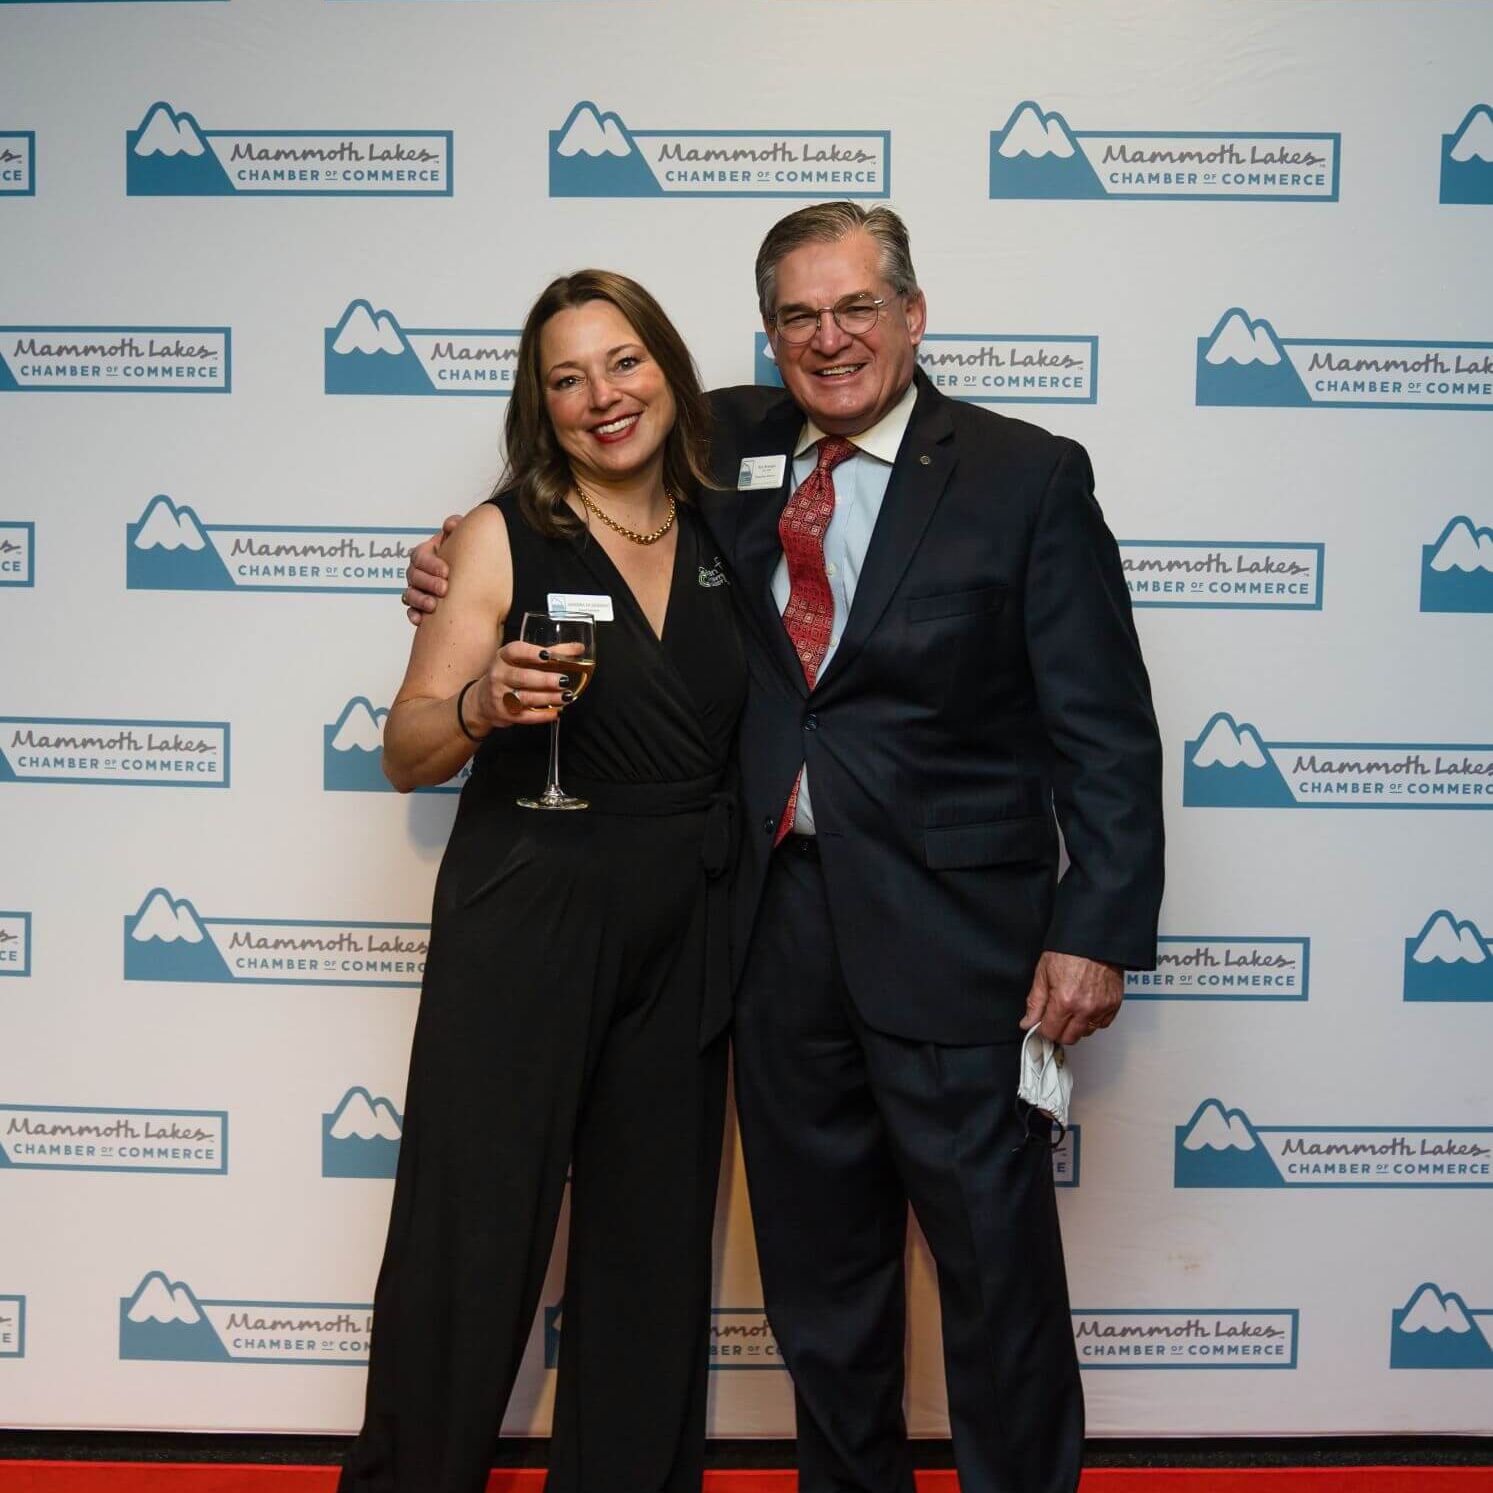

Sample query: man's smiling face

[765,229,926,438]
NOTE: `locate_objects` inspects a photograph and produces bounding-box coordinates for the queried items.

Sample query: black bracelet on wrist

[455,677,484,743]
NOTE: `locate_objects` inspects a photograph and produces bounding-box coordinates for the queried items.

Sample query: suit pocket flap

[923,815,1052,870]
[907,583,1007,623]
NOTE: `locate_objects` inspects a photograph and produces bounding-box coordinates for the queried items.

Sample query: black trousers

[732,842,1084,1493]
[340,801,728,1493]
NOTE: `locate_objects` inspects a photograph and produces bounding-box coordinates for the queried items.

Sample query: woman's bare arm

[383,505,511,791]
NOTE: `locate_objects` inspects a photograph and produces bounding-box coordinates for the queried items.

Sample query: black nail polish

[557,674,574,687]
[538,649,551,660]
[562,691,575,704]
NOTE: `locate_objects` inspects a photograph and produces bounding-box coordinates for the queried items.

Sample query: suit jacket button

[804,714,818,731]
[762,815,775,834]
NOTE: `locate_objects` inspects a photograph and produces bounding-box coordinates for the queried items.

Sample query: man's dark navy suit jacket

[699,369,1165,1045]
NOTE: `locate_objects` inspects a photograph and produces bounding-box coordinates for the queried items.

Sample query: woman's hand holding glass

[469,638,588,729]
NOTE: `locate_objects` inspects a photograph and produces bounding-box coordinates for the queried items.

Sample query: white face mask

[1018,1026,1073,1129]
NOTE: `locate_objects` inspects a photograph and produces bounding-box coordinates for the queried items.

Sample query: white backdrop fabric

[2,0,1491,1441]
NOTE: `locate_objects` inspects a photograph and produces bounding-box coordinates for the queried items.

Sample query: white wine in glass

[516,611,597,811]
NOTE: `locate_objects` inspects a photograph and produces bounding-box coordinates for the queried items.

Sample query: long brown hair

[497,270,713,537]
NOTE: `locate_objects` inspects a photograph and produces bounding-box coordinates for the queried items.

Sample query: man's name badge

[547,592,614,622]
[738,455,787,491]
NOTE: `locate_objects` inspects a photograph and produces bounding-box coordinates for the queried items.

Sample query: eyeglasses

[772,296,886,345]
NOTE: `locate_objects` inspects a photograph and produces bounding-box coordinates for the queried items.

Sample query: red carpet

[0,1467,1489,1492]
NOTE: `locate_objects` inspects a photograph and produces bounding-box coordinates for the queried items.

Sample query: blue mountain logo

[119,1271,227,1362]
[325,301,430,394]
[324,698,389,791]
[988,101,1102,199]
[1391,1282,1493,1368]
[123,888,230,982]
[1440,105,1493,205]
[1404,911,1493,1003]
[1174,1099,1284,1187]
[323,697,468,792]
[1196,308,1309,407]
[1421,516,1493,612]
[754,333,780,388]
[126,103,233,196]
[548,102,657,197]
[322,1086,402,1177]
[1183,712,1294,807]
[126,495,233,590]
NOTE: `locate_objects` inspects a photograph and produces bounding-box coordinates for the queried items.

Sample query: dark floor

[0,1433,1490,1468]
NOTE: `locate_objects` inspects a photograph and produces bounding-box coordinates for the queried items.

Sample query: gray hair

[754,202,919,320]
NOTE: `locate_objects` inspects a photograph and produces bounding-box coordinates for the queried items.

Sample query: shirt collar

[792,377,918,466]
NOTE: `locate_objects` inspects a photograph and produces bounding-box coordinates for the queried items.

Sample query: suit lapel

[728,394,810,694]
[814,373,956,694]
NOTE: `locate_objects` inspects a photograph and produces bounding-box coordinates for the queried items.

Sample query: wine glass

[516,611,597,811]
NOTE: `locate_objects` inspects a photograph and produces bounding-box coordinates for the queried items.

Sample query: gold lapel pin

[919,454,931,466]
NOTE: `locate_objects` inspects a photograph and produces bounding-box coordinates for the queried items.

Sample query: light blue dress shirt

[771,378,918,834]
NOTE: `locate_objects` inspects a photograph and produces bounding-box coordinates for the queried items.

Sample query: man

[406,203,1164,1493]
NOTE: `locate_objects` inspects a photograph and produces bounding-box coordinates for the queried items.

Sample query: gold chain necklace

[574,480,677,546]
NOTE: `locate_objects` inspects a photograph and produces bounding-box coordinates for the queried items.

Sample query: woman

[339,271,745,1493]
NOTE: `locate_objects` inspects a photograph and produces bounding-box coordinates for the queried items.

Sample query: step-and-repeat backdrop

[2,0,1490,1443]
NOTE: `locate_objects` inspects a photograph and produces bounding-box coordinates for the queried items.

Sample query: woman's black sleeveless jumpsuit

[340,492,746,1493]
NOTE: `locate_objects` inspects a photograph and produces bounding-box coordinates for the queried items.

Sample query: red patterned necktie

[774,435,857,843]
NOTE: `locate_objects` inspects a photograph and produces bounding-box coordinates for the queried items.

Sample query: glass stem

[545,714,563,800]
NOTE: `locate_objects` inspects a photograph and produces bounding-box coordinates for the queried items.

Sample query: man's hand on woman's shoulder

[404,512,464,624]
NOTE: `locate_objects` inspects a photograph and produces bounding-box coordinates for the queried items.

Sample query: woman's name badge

[738,455,787,490]
[547,592,614,622]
